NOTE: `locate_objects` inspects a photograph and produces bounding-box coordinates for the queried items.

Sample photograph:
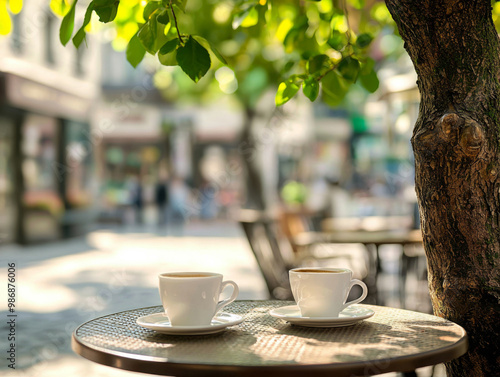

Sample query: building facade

[0,2,101,244]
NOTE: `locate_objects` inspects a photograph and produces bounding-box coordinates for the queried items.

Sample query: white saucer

[269,305,374,327]
[136,312,244,335]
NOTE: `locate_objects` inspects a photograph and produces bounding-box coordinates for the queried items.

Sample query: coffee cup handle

[342,279,368,310]
[215,280,239,313]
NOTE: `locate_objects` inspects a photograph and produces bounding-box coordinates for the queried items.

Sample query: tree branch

[169,0,183,44]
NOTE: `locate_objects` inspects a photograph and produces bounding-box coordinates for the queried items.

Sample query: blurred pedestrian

[307,176,330,231]
[200,179,217,219]
[129,176,144,224]
[155,178,169,227]
[169,176,190,235]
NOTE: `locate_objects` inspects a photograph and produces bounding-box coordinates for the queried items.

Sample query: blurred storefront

[0,74,98,244]
[307,57,420,226]
[0,3,101,245]
[0,115,16,244]
[277,54,420,229]
[190,104,245,218]
[92,100,246,222]
[91,103,169,222]
[96,43,248,221]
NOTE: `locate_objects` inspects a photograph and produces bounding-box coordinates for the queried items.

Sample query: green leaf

[303,78,319,102]
[93,0,115,6]
[59,0,78,46]
[94,1,119,23]
[321,71,349,106]
[172,0,187,12]
[192,35,227,65]
[158,49,177,66]
[73,2,94,48]
[283,16,308,51]
[137,12,166,54]
[319,12,331,21]
[275,79,301,106]
[338,56,360,82]
[150,14,158,40]
[361,57,375,75]
[73,29,86,49]
[360,69,379,93]
[298,37,320,60]
[143,1,161,20]
[95,7,115,22]
[256,3,269,25]
[72,0,120,47]
[154,20,169,51]
[138,15,161,53]
[138,23,154,53]
[157,9,169,24]
[308,54,330,75]
[232,7,259,29]
[176,36,211,82]
[159,38,179,55]
[281,60,295,74]
[356,33,373,48]
[327,30,347,51]
[126,34,147,68]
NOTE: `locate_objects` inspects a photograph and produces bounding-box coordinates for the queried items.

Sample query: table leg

[374,244,382,305]
[400,251,409,308]
[364,243,380,305]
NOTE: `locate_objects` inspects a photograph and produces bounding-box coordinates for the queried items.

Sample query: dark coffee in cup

[161,273,212,278]
[293,269,343,273]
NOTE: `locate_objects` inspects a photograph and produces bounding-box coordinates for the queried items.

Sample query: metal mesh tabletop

[72,300,467,377]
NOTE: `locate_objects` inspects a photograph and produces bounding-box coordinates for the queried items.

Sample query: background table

[72,300,467,377]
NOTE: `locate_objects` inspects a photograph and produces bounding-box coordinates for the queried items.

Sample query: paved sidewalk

[0,220,442,377]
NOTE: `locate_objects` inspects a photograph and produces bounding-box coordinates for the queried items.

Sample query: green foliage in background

[1,0,457,107]
[3,0,500,108]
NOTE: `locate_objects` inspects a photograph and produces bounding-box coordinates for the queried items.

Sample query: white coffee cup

[289,267,368,318]
[158,272,239,326]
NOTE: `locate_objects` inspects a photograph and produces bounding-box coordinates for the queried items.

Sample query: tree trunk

[239,107,266,210]
[385,1,500,375]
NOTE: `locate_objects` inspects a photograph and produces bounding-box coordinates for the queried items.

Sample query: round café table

[72,300,468,377]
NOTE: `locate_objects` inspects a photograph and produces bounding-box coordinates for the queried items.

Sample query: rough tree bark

[385,0,500,375]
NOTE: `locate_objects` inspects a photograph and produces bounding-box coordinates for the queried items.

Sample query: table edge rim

[72,333,468,376]
[71,302,469,376]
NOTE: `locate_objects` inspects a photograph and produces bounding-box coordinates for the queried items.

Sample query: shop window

[44,13,55,65]
[22,115,61,241]
[75,45,85,77]
[65,121,93,209]
[10,13,23,54]
[0,118,16,244]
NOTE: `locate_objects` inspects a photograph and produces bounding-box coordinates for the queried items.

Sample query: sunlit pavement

[0,220,443,377]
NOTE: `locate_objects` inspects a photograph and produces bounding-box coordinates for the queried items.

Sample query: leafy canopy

[0,0,435,107]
